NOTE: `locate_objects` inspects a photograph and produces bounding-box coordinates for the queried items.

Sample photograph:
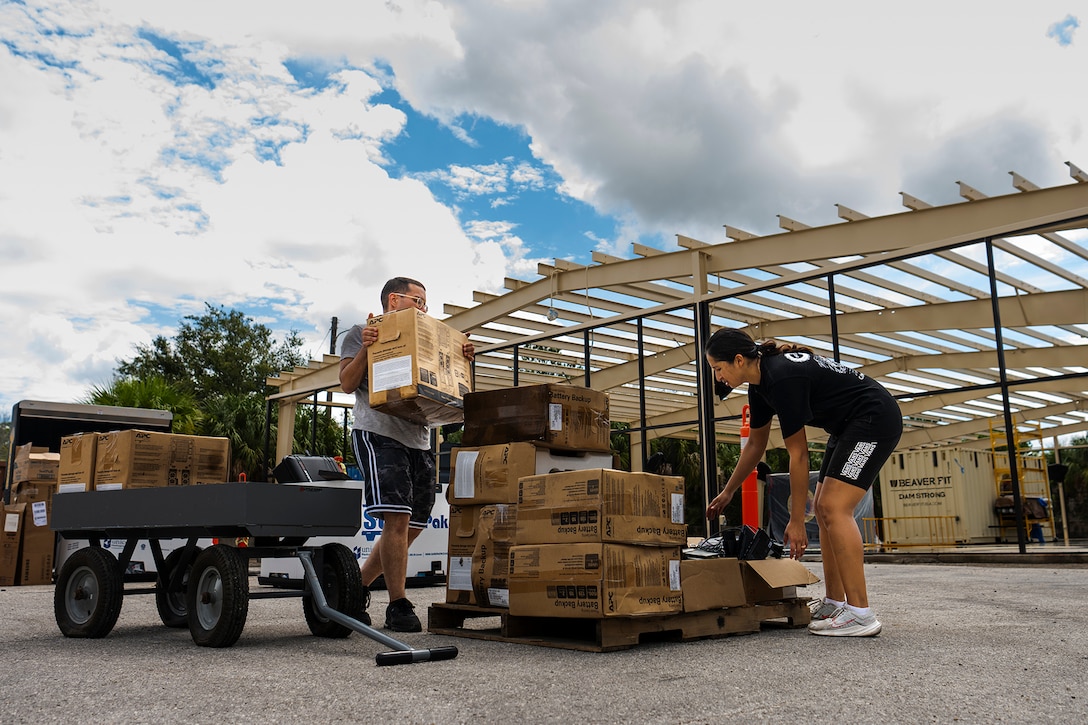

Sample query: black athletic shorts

[818,416,902,491]
[351,429,436,529]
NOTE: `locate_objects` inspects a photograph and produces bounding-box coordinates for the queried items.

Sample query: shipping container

[878,447,998,545]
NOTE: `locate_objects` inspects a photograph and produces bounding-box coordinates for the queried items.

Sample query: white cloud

[3,0,1087,412]
[0,2,508,410]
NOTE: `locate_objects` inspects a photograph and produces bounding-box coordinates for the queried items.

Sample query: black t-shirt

[748,352,901,439]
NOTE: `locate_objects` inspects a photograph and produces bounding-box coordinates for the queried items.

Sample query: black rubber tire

[303,543,365,638]
[155,546,202,628]
[54,547,125,639]
[186,545,249,648]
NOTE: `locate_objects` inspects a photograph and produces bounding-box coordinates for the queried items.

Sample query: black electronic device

[272,455,350,484]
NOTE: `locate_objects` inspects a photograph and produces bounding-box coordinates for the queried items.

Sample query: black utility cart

[50,482,457,666]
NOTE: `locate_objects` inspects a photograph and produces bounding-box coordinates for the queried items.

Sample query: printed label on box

[548,403,562,431]
[372,355,414,392]
[453,450,480,499]
[32,501,48,527]
[669,559,682,590]
[487,587,510,607]
[448,556,473,591]
[4,513,19,533]
[671,493,685,523]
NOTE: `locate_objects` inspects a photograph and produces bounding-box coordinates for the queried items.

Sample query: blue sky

[0,1,1085,412]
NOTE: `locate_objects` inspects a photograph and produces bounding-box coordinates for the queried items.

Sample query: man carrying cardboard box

[339,276,474,632]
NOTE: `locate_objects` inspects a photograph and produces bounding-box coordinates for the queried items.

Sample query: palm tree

[84,376,201,433]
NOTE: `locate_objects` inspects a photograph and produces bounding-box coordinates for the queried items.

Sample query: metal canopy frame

[267,165,1088,508]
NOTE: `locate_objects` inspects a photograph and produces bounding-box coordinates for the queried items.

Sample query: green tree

[118,303,305,400]
[0,411,10,467]
[1055,437,1088,539]
[197,392,272,480]
[107,304,309,480]
[84,376,202,434]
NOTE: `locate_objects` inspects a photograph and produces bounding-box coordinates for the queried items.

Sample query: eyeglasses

[391,292,428,312]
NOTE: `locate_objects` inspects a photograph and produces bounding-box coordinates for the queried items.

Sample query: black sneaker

[385,597,422,632]
[360,585,372,627]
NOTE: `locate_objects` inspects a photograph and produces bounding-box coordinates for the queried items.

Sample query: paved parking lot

[3,557,1086,723]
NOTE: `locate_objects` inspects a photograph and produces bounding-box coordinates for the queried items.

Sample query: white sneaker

[807,602,842,632]
[810,607,882,637]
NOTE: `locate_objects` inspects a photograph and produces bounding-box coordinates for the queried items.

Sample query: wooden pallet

[427,598,811,652]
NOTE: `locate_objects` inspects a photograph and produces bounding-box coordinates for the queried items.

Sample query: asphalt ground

[2,557,1086,724]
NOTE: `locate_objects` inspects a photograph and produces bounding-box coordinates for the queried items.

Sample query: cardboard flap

[746,558,821,588]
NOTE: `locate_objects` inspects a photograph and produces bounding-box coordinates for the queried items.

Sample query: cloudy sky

[1,1,1084,414]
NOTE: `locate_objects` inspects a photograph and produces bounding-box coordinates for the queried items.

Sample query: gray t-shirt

[340,323,430,450]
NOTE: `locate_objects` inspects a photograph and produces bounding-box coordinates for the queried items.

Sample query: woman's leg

[814,476,869,607]
[813,480,845,602]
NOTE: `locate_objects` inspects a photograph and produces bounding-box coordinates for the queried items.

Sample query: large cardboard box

[366,308,473,426]
[680,557,747,612]
[187,435,231,485]
[508,542,682,618]
[450,442,613,505]
[4,502,54,585]
[11,479,58,513]
[11,443,60,484]
[94,431,230,489]
[471,504,518,608]
[462,384,611,452]
[59,433,97,489]
[446,503,480,604]
[20,500,55,585]
[741,558,820,603]
[516,468,687,546]
[1,505,22,586]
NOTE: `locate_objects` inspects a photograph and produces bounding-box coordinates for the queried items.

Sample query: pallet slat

[427,599,811,652]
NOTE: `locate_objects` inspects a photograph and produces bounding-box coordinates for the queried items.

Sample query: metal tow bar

[296,550,459,666]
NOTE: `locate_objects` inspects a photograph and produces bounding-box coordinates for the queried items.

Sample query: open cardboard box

[741,558,820,603]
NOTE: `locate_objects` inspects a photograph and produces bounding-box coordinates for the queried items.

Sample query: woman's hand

[783,516,809,560]
[705,488,734,520]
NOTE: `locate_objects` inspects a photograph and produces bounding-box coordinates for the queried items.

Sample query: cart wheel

[186,545,249,648]
[54,547,124,639]
[303,543,365,638]
[155,546,202,628]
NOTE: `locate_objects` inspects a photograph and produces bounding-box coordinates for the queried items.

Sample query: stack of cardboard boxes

[1,444,60,586]
[445,383,689,618]
[2,431,231,586]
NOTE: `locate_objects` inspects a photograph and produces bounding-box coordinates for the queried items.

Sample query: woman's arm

[706,422,770,519]
[781,426,811,559]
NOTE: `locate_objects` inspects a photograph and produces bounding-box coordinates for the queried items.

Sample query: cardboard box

[508,543,682,618]
[741,558,821,603]
[462,384,611,452]
[11,479,58,512]
[94,431,230,489]
[11,443,60,484]
[516,468,687,546]
[471,504,518,608]
[446,504,480,604]
[59,433,97,489]
[1,505,22,586]
[187,435,231,485]
[4,502,54,585]
[367,308,473,426]
[21,500,55,585]
[680,557,748,612]
[450,442,614,505]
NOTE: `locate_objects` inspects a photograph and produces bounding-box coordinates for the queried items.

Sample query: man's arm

[339,321,377,393]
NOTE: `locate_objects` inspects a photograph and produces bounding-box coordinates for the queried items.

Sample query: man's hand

[462,341,475,361]
[363,313,378,348]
